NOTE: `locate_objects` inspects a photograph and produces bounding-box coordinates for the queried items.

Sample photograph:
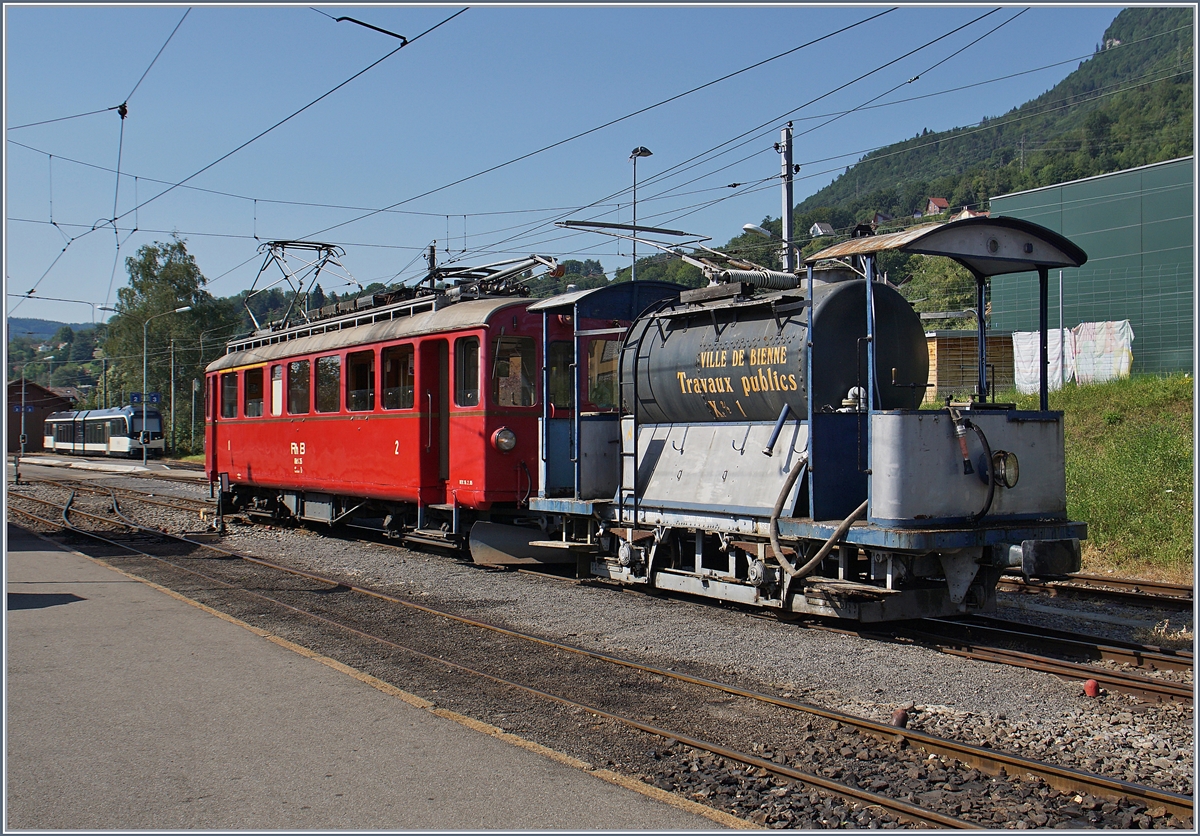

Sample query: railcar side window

[491,336,536,407]
[346,350,375,412]
[455,337,480,407]
[316,355,341,413]
[221,372,238,418]
[548,341,574,408]
[288,360,311,414]
[587,338,619,410]
[382,345,415,409]
[270,365,283,417]
[244,367,264,417]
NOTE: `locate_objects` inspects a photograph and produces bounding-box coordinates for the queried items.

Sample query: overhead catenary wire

[10,8,468,310]
[301,8,899,242]
[9,19,1180,228]
[13,53,1181,291]
[108,8,466,227]
[11,13,1190,309]
[558,60,1192,244]
[456,8,1007,263]
[9,17,1184,272]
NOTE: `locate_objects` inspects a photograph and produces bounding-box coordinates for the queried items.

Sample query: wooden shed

[7,380,75,453]
[922,331,1014,404]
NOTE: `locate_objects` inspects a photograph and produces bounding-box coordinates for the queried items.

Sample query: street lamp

[742,223,797,270]
[143,306,191,466]
[630,146,652,283]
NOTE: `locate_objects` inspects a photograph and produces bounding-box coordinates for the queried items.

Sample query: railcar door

[418,339,449,502]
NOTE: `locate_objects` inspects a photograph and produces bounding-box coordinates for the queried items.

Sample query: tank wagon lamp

[630,146,652,283]
[142,306,191,466]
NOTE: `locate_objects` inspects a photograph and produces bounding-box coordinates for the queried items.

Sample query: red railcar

[204,275,681,543]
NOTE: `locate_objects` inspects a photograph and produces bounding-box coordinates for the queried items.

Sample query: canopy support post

[1038,266,1049,412]
[974,271,988,402]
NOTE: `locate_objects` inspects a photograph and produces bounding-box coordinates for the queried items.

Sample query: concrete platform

[5,524,733,830]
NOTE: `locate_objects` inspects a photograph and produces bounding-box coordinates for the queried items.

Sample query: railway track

[14,473,1194,707]
[898,619,1192,705]
[999,573,1194,612]
[21,476,215,518]
[11,496,1192,829]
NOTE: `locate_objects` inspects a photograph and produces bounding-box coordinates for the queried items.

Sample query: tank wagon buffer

[504,216,1088,621]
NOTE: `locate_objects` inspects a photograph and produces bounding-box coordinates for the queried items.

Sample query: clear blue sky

[5,3,1122,325]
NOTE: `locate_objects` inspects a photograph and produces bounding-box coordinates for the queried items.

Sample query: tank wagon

[208,217,1088,621]
[43,405,166,458]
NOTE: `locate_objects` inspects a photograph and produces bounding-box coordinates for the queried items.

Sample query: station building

[987,156,1194,375]
[6,380,74,453]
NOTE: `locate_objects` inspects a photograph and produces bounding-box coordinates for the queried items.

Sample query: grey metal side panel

[580,415,620,500]
[869,411,1065,525]
[625,420,808,517]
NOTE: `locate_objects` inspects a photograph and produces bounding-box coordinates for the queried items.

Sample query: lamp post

[143,306,191,466]
[629,146,652,283]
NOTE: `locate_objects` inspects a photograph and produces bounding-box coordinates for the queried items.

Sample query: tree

[103,237,240,454]
[897,255,979,331]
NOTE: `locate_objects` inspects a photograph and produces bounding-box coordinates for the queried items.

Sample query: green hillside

[793,7,1193,233]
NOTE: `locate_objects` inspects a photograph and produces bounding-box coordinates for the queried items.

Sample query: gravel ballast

[8,465,1194,812]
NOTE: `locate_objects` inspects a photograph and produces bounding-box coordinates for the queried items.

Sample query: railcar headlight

[992,450,1019,489]
[491,427,517,452]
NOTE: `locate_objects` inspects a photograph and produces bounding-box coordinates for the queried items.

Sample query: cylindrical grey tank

[621,278,928,423]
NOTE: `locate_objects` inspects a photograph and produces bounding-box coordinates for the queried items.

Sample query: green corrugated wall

[989,157,1194,374]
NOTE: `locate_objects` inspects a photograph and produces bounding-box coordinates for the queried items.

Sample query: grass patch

[993,373,1194,581]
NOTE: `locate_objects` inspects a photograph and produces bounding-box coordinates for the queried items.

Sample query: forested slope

[793,7,1192,234]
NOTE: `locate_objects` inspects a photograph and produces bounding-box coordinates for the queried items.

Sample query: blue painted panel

[809,412,867,521]
[542,418,574,494]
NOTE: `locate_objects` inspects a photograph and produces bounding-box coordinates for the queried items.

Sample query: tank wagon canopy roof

[206,297,526,373]
[526,280,686,321]
[803,216,1087,278]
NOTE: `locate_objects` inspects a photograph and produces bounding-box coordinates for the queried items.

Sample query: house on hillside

[951,207,990,221]
[873,211,893,227]
[809,222,835,237]
[50,385,86,404]
[6,380,74,453]
[924,197,950,216]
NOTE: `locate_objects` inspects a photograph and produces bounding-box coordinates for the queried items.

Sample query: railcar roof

[207,296,527,373]
[46,406,149,420]
[526,280,685,320]
[803,216,1087,277]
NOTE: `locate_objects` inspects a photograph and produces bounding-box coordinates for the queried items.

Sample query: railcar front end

[43,406,164,458]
